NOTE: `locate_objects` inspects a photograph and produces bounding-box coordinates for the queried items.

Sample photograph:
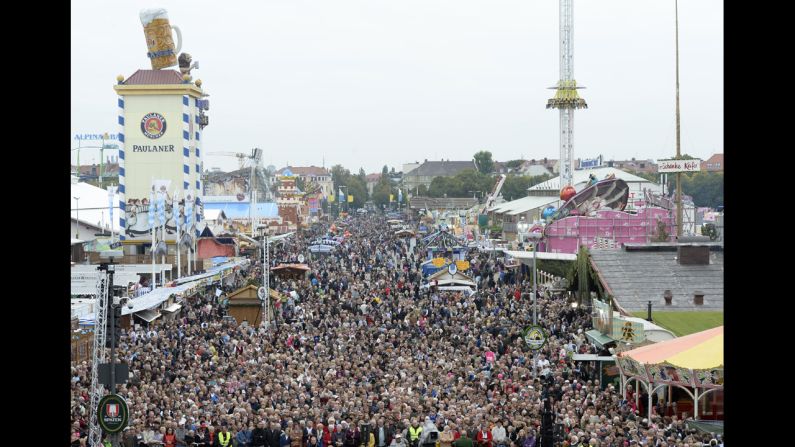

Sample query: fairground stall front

[616,326,723,422]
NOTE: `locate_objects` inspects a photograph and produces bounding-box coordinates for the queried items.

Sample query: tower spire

[547,0,586,189]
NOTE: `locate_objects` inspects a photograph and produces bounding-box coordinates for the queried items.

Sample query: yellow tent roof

[619,326,723,370]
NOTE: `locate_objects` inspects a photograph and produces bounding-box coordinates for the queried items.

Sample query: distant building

[403,159,477,193]
[366,173,382,195]
[402,162,421,175]
[606,158,657,174]
[519,158,559,176]
[701,153,723,172]
[275,166,333,197]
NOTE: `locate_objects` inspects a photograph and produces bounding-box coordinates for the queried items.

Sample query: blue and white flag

[338,188,345,203]
[185,196,194,229]
[398,188,402,204]
[108,186,115,232]
[148,191,155,229]
[175,195,181,235]
[157,193,165,226]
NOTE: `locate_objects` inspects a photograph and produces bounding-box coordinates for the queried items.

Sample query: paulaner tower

[547,0,587,189]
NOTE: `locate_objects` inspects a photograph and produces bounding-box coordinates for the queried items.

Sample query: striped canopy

[619,326,723,370]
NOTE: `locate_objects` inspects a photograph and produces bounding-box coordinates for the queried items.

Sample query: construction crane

[546,0,587,190]
[206,151,250,170]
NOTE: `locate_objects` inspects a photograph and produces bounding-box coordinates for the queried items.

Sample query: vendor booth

[616,326,723,422]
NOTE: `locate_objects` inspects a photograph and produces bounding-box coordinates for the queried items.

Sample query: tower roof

[123,69,184,85]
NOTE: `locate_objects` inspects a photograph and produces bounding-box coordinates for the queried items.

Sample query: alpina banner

[657,159,701,173]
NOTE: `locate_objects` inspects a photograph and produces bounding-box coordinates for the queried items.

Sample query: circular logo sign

[140,113,167,139]
[523,325,548,351]
[258,286,267,301]
[448,263,457,275]
[298,254,305,263]
[98,394,129,434]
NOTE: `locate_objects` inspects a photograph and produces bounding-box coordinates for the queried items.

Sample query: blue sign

[74,134,118,141]
[579,156,603,169]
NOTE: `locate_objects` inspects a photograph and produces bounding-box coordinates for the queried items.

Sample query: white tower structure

[547,0,587,189]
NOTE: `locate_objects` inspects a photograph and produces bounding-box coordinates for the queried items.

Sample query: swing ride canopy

[620,325,723,370]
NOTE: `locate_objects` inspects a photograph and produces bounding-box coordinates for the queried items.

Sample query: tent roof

[618,326,723,370]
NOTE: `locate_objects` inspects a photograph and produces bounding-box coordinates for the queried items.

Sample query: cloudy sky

[71,0,722,174]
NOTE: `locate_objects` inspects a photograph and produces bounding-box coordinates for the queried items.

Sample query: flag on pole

[148,190,156,229]
[398,188,402,203]
[175,194,181,235]
[328,194,335,203]
[389,194,394,202]
[107,186,115,232]
[347,195,353,203]
[338,188,345,203]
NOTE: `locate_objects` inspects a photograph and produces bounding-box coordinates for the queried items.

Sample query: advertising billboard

[121,94,201,239]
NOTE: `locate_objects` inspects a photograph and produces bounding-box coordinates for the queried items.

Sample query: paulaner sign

[132,144,176,152]
[657,159,701,173]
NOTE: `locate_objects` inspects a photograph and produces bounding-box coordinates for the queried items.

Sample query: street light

[524,229,543,378]
[74,196,80,239]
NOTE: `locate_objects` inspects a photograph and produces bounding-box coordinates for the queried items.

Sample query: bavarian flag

[338,188,345,203]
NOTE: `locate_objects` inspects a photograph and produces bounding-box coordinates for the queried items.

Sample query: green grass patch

[631,311,723,337]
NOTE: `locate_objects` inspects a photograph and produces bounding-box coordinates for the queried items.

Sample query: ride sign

[523,325,548,351]
[97,394,129,434]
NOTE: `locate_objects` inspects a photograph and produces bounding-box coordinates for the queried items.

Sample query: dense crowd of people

[70,214,723,447]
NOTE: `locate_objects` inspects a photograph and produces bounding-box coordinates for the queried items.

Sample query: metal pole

[74,197,80,239]
[675,0,683,238]
[100,134,104,189]
[176,192,181,279]
[151,189,157,291]
[533,239,538,325]
[108,266,120,447]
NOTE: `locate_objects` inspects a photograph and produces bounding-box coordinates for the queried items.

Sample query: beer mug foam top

[140,8,182,70]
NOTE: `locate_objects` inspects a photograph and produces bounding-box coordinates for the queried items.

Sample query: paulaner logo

[141,113,167,139]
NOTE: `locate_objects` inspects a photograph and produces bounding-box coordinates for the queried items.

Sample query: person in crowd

[69,215,723,447]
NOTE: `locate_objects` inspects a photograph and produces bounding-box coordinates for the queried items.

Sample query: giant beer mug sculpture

[140,8,182,70]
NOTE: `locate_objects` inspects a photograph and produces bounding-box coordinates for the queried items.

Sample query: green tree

[504,159,524,169]
[371,176,393,208]
[500,174,552,201]
[382,165,389,175]
[416,184,428,196]
[473,151,494,175]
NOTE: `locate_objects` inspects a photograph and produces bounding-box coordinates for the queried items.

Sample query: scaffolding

[88,270,108,447]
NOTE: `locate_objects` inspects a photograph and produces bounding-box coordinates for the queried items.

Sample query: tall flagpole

[150,186,156,290]
[674,0,683,238]
[176,190,181,279]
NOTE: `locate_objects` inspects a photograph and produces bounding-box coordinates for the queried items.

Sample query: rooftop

[276,166,330,177]
[529,166,656,191]
[590,246,724,312]
[123,69,184,85]
[409,197,478,210]
[406,160,476,177]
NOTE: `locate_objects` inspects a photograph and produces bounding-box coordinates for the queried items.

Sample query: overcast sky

[71,0,722,174]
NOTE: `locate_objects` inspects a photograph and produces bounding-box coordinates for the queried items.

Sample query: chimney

[677,245,710,265]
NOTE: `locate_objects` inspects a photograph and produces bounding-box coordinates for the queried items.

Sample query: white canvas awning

[134,309,161,322]
[162,303,183,313]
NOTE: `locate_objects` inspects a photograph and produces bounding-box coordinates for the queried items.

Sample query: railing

[536,269,563,287]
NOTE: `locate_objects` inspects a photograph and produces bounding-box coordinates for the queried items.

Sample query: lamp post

[74,196,80,239]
